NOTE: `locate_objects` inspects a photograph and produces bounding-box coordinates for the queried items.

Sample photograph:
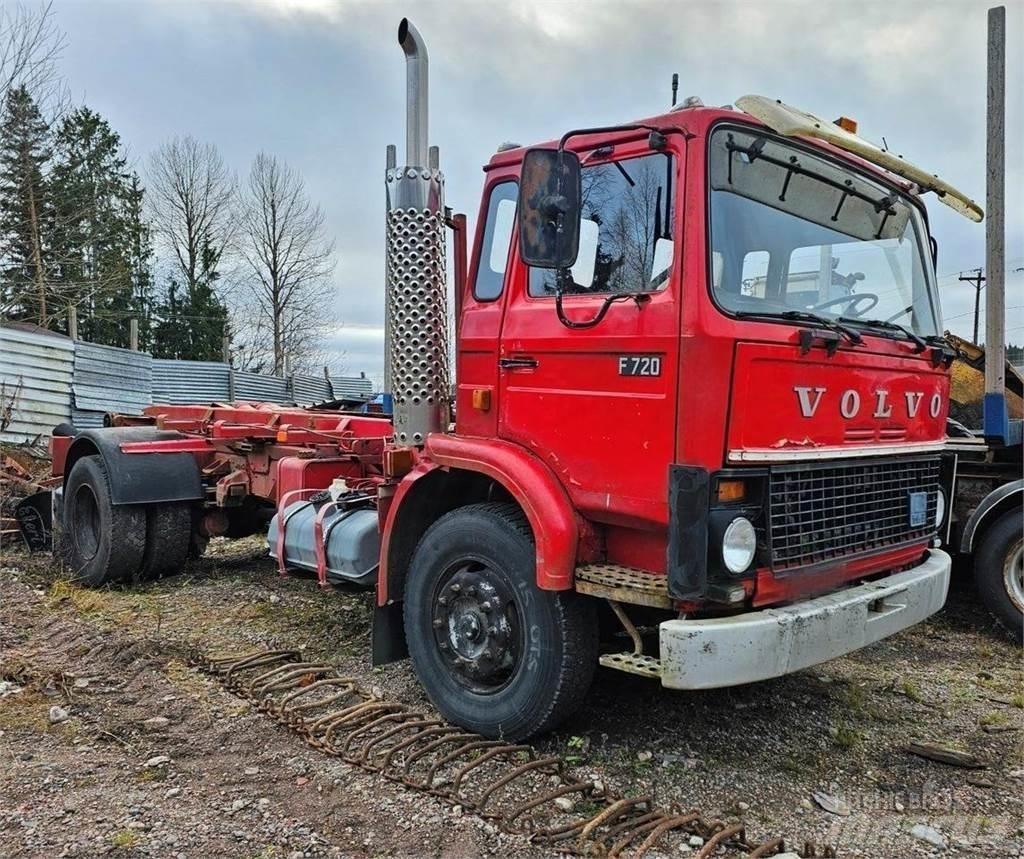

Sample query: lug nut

[450,584,461,594]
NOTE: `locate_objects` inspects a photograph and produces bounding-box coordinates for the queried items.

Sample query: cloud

[51,0,1024,383]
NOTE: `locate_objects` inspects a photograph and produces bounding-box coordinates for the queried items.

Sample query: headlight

[935,489,946,528]
[722,517,757,574]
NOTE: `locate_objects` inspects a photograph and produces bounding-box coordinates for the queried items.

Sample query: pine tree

[152,233,227,361]
[124,173,154,350]
[49,107,140,345]
[0,85,50,324]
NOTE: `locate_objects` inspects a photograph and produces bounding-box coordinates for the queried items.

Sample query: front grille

[768,456,940,571]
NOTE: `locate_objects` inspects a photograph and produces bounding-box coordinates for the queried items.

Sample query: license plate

[908,491,928,527]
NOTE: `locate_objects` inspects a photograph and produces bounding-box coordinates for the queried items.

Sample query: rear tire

[63,455,145,587]
[403,502,598,741]
[138,503,192,581]
[975,509,1023,644]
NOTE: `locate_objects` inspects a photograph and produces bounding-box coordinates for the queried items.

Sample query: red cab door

[498,140,684,531]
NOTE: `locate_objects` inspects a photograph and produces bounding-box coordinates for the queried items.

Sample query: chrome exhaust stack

[385,18,448,446]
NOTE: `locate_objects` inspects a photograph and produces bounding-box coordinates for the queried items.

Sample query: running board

[599,651,662,679]
[574,564,672,609]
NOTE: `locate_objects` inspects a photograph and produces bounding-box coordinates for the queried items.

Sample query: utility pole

[67,305,78,341]
[984,5,1007,440]
[129,318,139,351]
[958,268,985,344]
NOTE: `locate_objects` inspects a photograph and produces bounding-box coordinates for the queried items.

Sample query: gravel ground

[0,538,1021,858]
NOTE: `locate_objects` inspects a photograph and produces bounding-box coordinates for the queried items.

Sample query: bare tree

[236,152,336,375]
[147,135,236,296]
[0,2,64,101]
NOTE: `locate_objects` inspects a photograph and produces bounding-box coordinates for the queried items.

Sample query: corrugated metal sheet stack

[72,341,152,429]
[152,360,233,405]
[0,326,74,443]
[329,375,374,400]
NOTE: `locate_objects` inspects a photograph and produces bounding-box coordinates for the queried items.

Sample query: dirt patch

[1,540,1021,857]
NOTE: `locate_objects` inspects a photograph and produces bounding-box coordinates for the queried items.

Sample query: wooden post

[985,6,1005,400]
[67,305,78,340]
[129,317,139,351]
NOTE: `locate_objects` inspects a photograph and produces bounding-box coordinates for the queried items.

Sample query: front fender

[425,434,578,591]
[65,428,204,505]
[961,479,1023,553]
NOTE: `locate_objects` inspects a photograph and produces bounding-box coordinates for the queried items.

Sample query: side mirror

[517,148,581,269]
[929,235,939,269]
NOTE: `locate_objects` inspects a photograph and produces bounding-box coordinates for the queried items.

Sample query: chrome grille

[768,456,940,571]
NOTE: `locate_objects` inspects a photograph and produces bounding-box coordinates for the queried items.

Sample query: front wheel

[975,509,1023,644]
[403,503,598,741]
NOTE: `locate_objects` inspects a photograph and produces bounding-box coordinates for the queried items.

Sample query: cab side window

[529,152,675,297]
[472,181,518,301]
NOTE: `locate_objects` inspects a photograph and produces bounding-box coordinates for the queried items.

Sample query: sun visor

[736,95,984,223]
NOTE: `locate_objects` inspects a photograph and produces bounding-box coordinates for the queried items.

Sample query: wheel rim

[1003,539,1024,614]
[72,483,100,561]
[431,560,522,694]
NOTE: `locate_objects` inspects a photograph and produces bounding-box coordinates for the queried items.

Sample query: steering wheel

[808,292,878,318]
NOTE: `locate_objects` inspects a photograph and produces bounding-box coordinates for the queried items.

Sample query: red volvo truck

[43,20,984,740]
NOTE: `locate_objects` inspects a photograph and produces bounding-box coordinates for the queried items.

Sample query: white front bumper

[659,549,951,690]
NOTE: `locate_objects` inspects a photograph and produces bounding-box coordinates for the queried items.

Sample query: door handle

[499,357,539,370]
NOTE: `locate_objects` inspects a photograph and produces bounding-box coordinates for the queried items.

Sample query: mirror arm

[555,284,638,331]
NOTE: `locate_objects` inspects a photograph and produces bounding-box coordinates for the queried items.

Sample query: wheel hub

[432,563,519,692]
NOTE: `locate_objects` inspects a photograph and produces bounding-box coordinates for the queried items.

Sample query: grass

[979,710,1010,727]
[110,830,139,849]
[0,689,51,732]
[833,725,862,750]
[901,680,924,703]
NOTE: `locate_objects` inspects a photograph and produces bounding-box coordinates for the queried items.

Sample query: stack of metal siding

[152,359,232,405]
[233,370,288,403]
[71,341,152,429]
[0,325,74,443]
[329,375,374,401]
[291,375,333,405]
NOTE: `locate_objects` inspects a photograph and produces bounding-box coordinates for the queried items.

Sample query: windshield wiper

[778,310,863,345]
[734,309,863,347]
[840,317,927,353]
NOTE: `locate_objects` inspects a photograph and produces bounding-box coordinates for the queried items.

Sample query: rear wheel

[63,455,145,586]
[403,502,598,740]
[138,503,192,581]
[975,509,1023,644]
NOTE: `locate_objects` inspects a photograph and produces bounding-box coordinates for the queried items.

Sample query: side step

[574,563,671,609]
[599,651,662,679]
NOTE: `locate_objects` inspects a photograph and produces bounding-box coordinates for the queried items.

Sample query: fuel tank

[267,498,379,587]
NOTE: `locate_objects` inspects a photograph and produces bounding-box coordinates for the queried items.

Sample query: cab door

[498,140,684,529]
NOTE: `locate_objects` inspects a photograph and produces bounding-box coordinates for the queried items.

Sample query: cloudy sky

[53,0,1023,383]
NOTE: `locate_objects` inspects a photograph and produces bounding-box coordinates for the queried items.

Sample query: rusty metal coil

[194,649,835,859]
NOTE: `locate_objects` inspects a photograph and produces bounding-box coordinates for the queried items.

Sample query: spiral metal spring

[194,649,835,859]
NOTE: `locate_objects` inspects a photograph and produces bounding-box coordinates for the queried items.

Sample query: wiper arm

[841,317,927,353]
[734,309,863,347]
[778,310,863,345]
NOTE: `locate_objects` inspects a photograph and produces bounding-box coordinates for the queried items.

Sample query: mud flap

[371,602,408,665]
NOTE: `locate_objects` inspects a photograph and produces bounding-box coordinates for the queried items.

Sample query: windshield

[708,126,941,338]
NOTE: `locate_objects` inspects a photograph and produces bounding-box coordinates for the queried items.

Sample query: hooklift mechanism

[43,18,984,741]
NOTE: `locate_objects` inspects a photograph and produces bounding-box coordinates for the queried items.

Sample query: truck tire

[63,455,145,587]
[975,509,1023,644]
[138,503,192,581]
[403,502,598,741]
